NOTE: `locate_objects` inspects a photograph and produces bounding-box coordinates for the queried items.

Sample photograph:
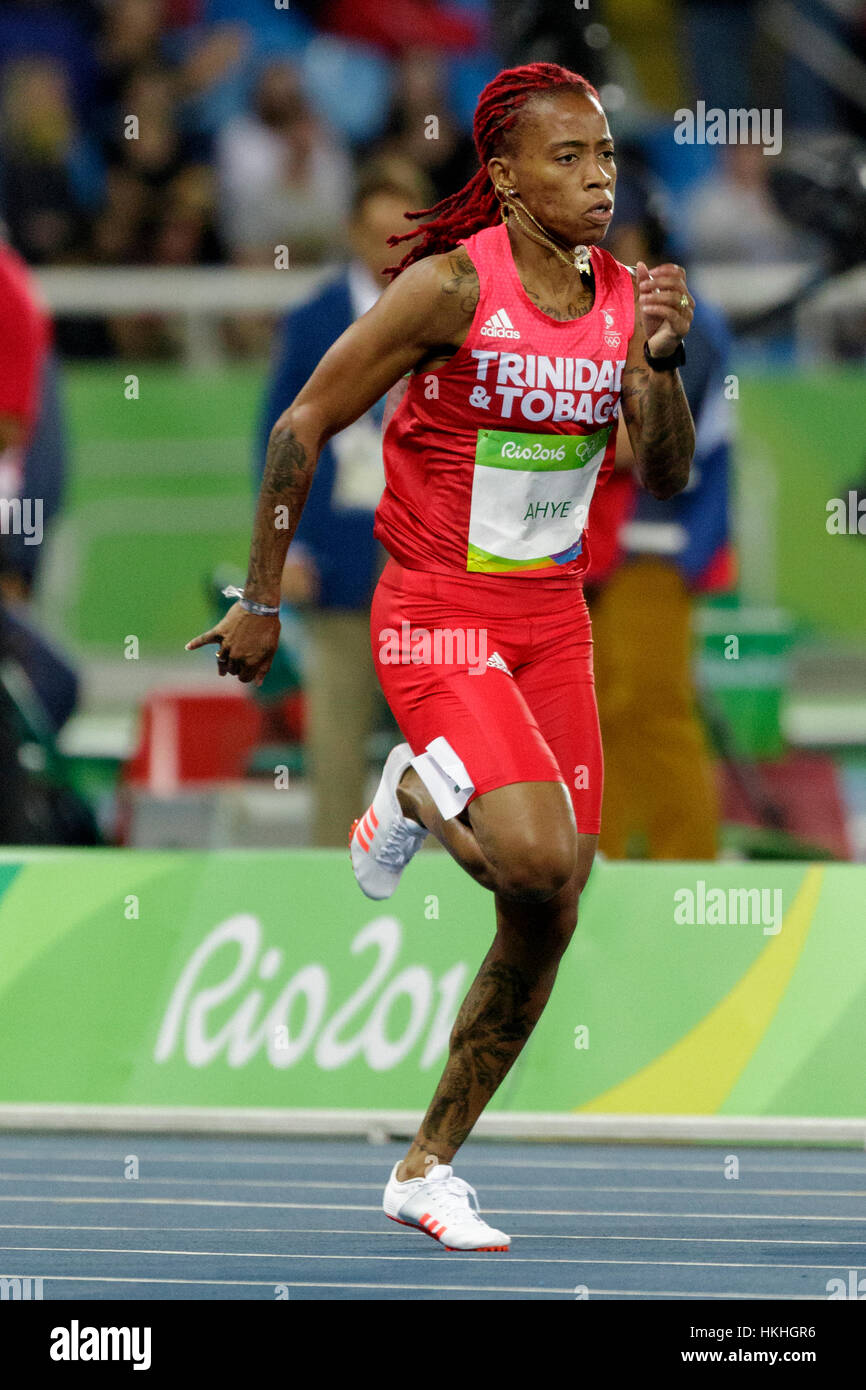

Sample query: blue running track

[0,1134,863,1300]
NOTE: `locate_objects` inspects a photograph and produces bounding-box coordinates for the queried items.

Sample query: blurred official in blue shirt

[257,157,432,845]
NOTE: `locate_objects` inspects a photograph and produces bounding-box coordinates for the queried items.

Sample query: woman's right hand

[185,601,281,687]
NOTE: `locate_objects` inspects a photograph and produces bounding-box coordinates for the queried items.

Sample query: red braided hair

[385,62,600,280]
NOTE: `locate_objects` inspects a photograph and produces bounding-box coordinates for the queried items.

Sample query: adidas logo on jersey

[481,309,521,340]
[486,651,513,676]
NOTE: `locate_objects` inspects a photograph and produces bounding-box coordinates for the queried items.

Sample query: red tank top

[374,221,635,585]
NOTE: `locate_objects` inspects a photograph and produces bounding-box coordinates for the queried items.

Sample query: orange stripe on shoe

[369,806,379,829]
[443,1243,509,1252]
[355,824,371,852]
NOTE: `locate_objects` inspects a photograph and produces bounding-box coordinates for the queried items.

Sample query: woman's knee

[469,782,584,903]
[494,826,577,902]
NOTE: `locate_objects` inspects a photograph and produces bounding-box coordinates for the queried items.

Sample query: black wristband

[644,339,686,371]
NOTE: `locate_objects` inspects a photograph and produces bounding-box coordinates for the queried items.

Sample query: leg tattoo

[418,958,537,1160]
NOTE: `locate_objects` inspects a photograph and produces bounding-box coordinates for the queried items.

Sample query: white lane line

[0,1147,861,1176]
[0,1273,561,1293]
[0,1243,856,1272]
[19,1275,824,1299]
[2,1173,863,1198]
[1,1195,864,1221]
[2,1223,866,1247]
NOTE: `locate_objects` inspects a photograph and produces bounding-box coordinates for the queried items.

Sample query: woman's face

[490,89,617,248]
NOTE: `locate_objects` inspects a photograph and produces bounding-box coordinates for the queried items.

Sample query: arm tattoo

[621,362,695,500]
[441,248,480,316]
[245,424,315,603]
[420,961,535,1151]
[262,425,310,497]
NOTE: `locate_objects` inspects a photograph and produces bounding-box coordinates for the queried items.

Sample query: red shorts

[370,558,603,834]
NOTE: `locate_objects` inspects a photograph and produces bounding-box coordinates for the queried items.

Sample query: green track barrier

[0,852,862,1118]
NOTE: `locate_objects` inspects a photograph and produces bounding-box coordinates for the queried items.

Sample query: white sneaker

[350,743,428,900]
[383,1162,510,1252]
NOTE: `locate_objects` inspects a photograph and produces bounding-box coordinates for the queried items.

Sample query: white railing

[34,265,335,368]
[33,260,854,366]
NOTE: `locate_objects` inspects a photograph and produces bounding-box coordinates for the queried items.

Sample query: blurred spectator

[321,0,482,57]
[2,351,68,601]
[95,0,166,120]
[679,0,849,132]
[184,0,314,59]
[586,171,734,860]
[0,233,51,514]
[678,0,758,113]
[372,52,477,203]
[0,595,93,841]
[685,144,805,265]
[217,60,352,265]
[257,157,433,845]
[94,61,221,353]
[491,0,608,85]
[105,64,188,194]
[0,1,101,117]
[91,166,151,264]
[153,164,222,265]
[0,599,80,738]
[0,625,30,842]
[172,23,251,155]
[0,0,855,375]
[0,230,78,737]
[0,57,101,264]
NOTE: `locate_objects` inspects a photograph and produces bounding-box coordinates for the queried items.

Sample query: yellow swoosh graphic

[577,867,825,1114]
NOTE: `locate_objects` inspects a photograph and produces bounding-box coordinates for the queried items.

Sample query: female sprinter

[187,63,696,1253]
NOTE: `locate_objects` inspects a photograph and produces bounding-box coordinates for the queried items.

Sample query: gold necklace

[501,192,593,278]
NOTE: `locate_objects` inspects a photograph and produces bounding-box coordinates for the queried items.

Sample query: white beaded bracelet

[222,585,280,617]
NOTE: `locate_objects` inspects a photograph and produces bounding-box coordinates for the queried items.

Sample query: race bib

[467,425,611,573]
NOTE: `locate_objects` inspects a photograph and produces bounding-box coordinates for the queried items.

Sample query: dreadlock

[385,62,600,280]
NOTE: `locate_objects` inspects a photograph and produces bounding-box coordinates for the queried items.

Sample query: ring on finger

[679,293,689,308]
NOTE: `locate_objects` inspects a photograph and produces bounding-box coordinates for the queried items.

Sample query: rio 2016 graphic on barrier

[154,913,469,1074]
[0,853,862,1117]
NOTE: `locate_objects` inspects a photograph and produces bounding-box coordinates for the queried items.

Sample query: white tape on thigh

[410,735,475,821]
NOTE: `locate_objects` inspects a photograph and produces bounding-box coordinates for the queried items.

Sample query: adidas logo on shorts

[480,309,520,340]
[486,651,512,676]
